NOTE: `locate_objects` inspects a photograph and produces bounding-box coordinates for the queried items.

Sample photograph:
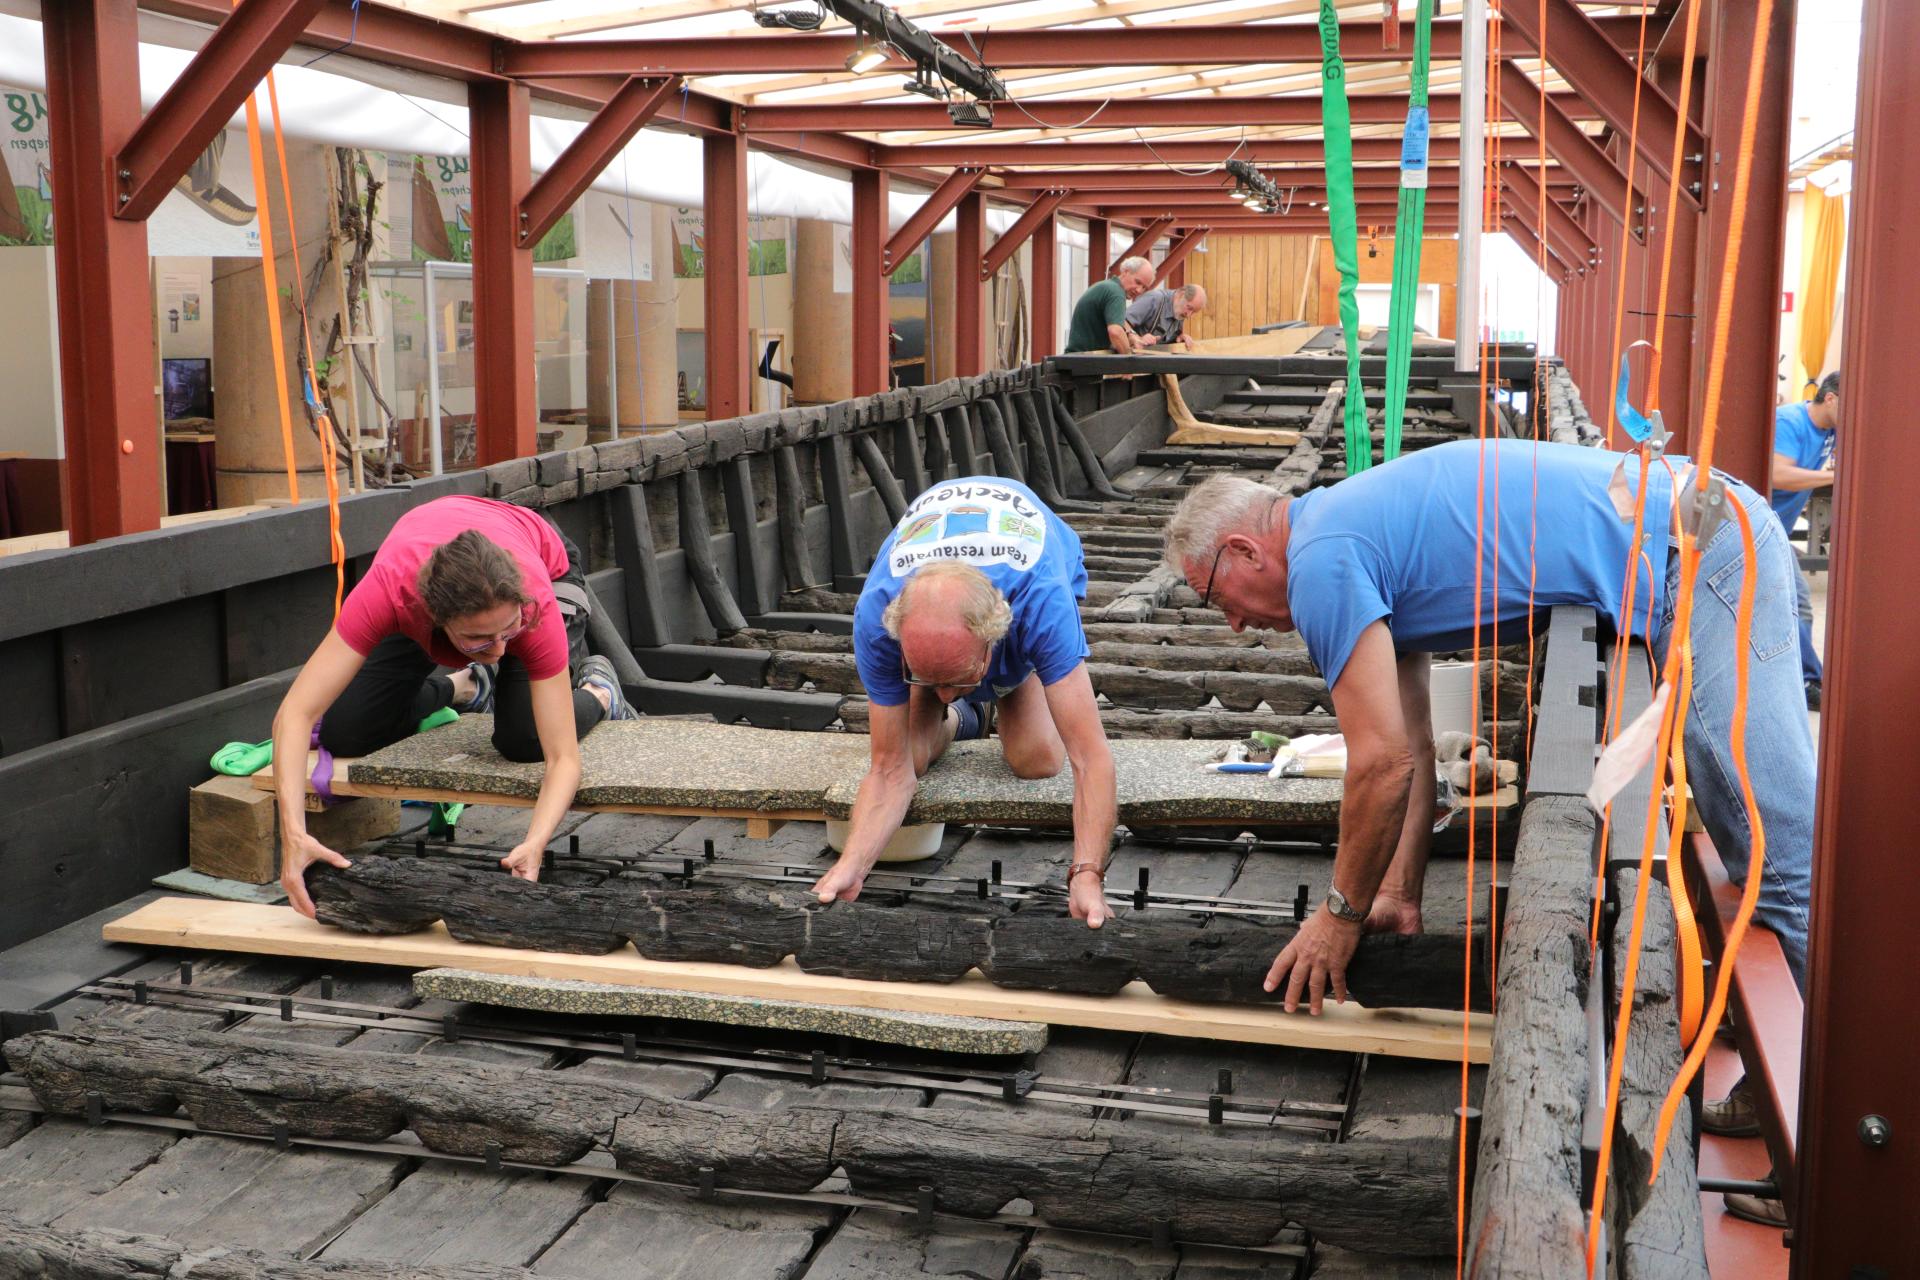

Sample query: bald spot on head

[896,572,990,684]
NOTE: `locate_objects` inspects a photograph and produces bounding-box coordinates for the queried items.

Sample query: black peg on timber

[698,1166,717,1200]
[133,980,149,1006]
[1151,1217,1173,1249]
[414,838,426,858]
[1208,1094,1225,1125]
[179,960,194,986]
[622,1032,638,1061]
[704,837,716,862]
[484,1142,502,1173]
[1134,867,1150,911]
[811,1049,828,1084]
[976,877,988,900]
[280,997,294,1022]
[320,975,335,1001]
[1294,884,1309,922]
[273,1123,290,1152]
[916,1185,936,1228]
[1451,1106,1484,1198]
[683,858,697,886]
[442,1013,460,1043]
[568,833,581,858]
[991,859,1002,885]
[1002,1074,1020,1104]
[1216,1068,1234,1096]
[223,1008,242,1027]
[85,1091,103,1126]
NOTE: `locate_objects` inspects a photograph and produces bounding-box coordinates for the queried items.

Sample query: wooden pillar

[42,0,161,543]
[588,206,679,435]
[929,231,955,383]
[468,80,536,463]
[793,219,852,403]
[1031,210,1059,361]
[953,191,985,376]
[851,168,890,395]
[1085,216,1109,288]
[702,131,750,420]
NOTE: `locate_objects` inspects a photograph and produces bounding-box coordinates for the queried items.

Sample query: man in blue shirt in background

[1770,371,1840,706]
[814,477,1118,928]
[1162,441,1815,1025]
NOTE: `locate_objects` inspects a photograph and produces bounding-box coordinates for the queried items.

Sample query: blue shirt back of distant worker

[1284,440,1677,688]
[1768,400,1834,534]
[855,477,1090,708]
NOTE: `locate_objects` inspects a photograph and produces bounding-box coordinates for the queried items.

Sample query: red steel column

[851,167,890,395]
[702,130,751,419]
[1689,0,1795,491]
[953,190,985,375]
[1795,0,1920,1269]
[468,80,536,462]
[1085,216,1109,288]
[1031,208,1059,360]
[42,0,161,543]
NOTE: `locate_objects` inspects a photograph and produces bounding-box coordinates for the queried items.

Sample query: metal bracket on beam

[518,75,681,248]
[883,167,984,275]
[980,190,1068,281]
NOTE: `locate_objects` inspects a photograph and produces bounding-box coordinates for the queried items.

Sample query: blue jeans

[1793,565,1824,685]
[1653,480,1816,991]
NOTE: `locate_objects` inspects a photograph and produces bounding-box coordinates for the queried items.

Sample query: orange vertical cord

[1645,0,1707,412]
[1522,0,1547,765]
[240,93,300,505]
[1600,4,1655,447]
[1482,1,1504,1004]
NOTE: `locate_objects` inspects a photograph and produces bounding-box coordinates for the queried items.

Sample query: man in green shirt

[1064,257,1156,353]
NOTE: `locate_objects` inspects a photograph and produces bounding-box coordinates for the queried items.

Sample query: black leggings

[318,531,603,764]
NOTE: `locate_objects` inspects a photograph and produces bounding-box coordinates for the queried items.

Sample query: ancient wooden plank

[851,432,909,526]
[801,1210,1023,1280]
[772,446,817,593]
[1345,1056,1485,1146]
[0,890,158,1013]
[677,471,749,635]
[532,1183,827,1279]
[1011,1228,1176,1280]
[893,418,931,497]
[0,1119,179,1225]
[975,396,1025,482]
[948,404,985,479]
[721,456,778,618]
[818,435,864,592]
[1308,1248,1451,1278]
[922,409,953,484]
[0,1216,532,1278]
[1119,1032,1351,1140]
[1049,385,1129,501]
[319,1165,597,1268]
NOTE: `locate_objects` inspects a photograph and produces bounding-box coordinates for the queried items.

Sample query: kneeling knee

[492,730,543,765]
[1004,742,1065,780]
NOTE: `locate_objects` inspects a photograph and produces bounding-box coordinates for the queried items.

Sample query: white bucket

[1429,661,1477,741]
[825,818,948,863]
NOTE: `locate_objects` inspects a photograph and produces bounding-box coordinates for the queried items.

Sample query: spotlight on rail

[846,35,898,73]
[752,1,828,29]
[1225,158,1283,213]
[820,0,1007,104]
[946,98,994,128]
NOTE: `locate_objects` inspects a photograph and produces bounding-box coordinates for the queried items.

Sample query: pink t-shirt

[336,496,572,679]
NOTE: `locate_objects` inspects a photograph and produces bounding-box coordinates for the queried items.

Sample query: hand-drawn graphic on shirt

[890,483,1048,576]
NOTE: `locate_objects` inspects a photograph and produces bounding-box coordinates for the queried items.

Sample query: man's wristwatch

[1324,887,1369,924]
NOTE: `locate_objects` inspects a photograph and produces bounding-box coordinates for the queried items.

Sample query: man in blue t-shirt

[1163,440,1815,1022]
[813,477,1118,927]
[1770,371,1840,699]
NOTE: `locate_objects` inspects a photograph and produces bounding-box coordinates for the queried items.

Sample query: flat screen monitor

[162,357,213,421]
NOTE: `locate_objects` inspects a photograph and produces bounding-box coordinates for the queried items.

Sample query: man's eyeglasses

[902,646,991,690]
[1199,542,1230,608]
[451,605,534,655]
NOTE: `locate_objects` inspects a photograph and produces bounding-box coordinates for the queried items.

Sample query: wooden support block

[192,775,401,883]
[745,817,788,839]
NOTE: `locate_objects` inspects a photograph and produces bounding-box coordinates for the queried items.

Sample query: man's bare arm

[1771,451,1834,493]
[1043,665,1118,927]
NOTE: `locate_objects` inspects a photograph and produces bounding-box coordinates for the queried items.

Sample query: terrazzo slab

[822,739,1346,826]
[345,715,870,813]
[412,968,1049,1056]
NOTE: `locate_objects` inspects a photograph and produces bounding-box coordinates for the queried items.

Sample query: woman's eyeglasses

[451,605,533,655]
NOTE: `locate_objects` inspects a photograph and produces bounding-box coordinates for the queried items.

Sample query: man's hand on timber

[1265,907,1364,1015]
[812,851,876,904]
[501,843,544,882]
[1182,334,1198,351]
[1135,333,1159,348]
[281,830,350,920]
[1068,871,1110,929]
[1364,892,1422,935]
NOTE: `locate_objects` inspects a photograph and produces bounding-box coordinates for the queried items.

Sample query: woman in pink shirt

[270,496,634,916]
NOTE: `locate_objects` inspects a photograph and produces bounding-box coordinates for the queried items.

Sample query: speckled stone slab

[413,968,1048,1056]
[822,739,1346,826]
[346,715,870,813]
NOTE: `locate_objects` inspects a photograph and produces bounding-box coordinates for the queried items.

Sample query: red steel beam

[884,167,984,274]
[1084,215,1110,289]
[519,75,680,248]
[981,191,1069,280]
[1170,218,1461,233]
[469,80,536,463]
[883,137,1462,169]
[1031,209,1060,361]
[1504,0,1702,194]
[997,166,1569,192]
[1108,217,1174,273]
[1687,0,1794,492]
[1498,62,1635,231]
[495,17,1652,77]
[113,0,330,221]
[1798,2,1920,1266]
[953,190,986,375]
[851,167,890,396]
[1099,203,1417,221]
[43,0,162,543]
[1153,228,1207,286]
[744,93,1591,133]
[703,130,751,419]
[1499,162,1598,269]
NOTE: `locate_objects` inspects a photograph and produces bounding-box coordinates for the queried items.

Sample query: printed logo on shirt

[889,482,1048,576]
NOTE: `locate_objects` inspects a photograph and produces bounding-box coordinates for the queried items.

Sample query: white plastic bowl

[825,818,947,863]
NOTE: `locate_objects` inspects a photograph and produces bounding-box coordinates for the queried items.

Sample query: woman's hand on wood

[281,830,351,919]
[501,842,544,882]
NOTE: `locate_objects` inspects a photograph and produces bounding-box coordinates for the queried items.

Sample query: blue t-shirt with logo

[1768,400,1834,534]
[854,477,1090,707]
[1284,440,1677,689]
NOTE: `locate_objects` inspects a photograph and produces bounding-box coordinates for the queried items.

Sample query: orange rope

[1646,0,1708,413]
[239,91,300,505]
[1599,4,1654,449]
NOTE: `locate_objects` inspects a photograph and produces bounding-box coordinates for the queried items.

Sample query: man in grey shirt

[1125,283,1208,351]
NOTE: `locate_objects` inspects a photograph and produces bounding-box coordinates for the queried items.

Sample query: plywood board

[102,897,1491,1063]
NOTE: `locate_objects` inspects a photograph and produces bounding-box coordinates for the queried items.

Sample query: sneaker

[1805,680,1822,711]
[1722,1190,1788,1229]
[462,662,497,715]
[576,655,636,721]
[1702,1077,1762,1138]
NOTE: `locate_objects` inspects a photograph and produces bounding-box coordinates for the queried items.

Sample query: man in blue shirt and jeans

[1770,371,1840,706]
[813,477,1119,928]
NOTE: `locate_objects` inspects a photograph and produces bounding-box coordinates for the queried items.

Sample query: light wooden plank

[102,898,1491,1063]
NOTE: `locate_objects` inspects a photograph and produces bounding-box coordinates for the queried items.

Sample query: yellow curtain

[1796,185,1846,396]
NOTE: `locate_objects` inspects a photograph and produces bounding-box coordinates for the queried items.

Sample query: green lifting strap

[1317,0,1370,475]
[1381,0,1436,462]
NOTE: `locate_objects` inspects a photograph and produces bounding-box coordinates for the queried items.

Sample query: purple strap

[308,723,342,808]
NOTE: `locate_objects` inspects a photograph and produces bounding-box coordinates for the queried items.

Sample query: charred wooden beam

[851,431,909,525]
[677,471,748,635]
[0,1216,530,1280]
[720,456,776,617]
[611,483,672,648]
[948,403,984,478]
[923,408,953,482]
[772,445,816,593]
[1048,385,1130,501]
[976,396,1025,482]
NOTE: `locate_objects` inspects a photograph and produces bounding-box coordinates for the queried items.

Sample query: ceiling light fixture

[845,35,895,74]
[819,0,1007,103]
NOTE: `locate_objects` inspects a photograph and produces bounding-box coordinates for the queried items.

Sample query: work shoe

[1723,1189,1788,1229]
[1702,1077,1762,1138]
[577,655,636,721]
[1805,680,1822,711]
[462,662,497,715]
